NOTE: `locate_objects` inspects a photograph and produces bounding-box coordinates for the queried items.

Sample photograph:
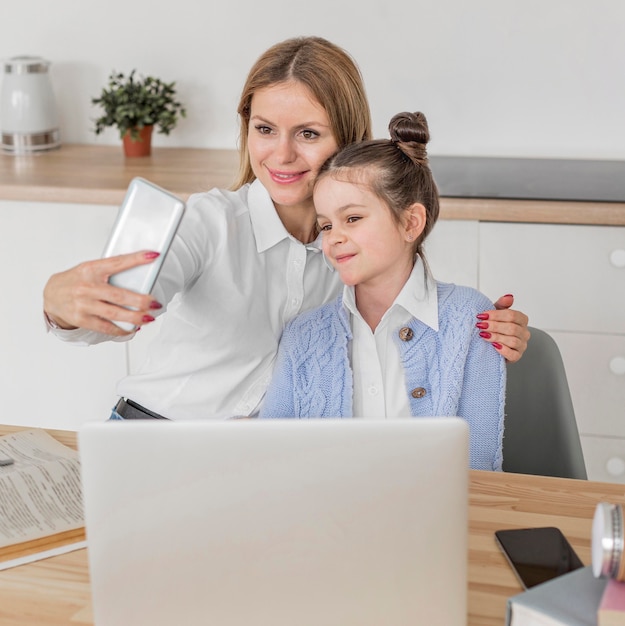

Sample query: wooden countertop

[0,144,240,205]
[2,144,624,225]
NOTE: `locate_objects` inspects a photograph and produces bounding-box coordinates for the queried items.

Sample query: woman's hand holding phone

[43,251,164,335]
[44,177,185,335]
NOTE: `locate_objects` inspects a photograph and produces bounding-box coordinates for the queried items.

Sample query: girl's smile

[315,174,418,303]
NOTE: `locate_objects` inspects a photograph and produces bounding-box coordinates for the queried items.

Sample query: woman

[43,37,529,421]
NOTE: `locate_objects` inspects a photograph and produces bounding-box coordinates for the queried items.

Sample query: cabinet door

[551,331,625,439]
[479,222,625,334]
[581,435,625,484]
[0,201,126,430]
[423,220,479,288]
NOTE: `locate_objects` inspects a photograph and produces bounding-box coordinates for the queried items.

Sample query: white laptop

[79,418,469,626]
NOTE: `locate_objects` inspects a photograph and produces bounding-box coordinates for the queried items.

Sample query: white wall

[2,0,624,159]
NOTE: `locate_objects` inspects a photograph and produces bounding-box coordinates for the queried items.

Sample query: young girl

[260,111,505,471]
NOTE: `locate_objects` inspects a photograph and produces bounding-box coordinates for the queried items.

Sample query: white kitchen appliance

[1,55,60,153]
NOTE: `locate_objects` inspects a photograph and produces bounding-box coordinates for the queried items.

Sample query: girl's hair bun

[389,111,430,165]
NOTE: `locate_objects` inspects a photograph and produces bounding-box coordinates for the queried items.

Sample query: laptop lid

[79,418,469,626]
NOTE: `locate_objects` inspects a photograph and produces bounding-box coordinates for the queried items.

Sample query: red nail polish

[479,331,492,339]
[144,251,160,259]
[142,315,155,323]
[476,313,489,320]
[476,322,489,330]
[149,301,163,310]
[492,342,503,350]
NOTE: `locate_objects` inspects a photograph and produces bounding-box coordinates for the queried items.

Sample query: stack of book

[506,566,625,626]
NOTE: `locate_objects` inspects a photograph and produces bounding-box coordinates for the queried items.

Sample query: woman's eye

[301,129,319,140]
[255,125,272,135]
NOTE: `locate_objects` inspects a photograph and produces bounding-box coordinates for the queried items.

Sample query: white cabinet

[0,200,126,430]
[424,220,479,288]
[478,221,625,482]
[478,222,625,334]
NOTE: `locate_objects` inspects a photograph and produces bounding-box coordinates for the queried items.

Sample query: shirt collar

[248,179,324,255]
[342,256,439,331]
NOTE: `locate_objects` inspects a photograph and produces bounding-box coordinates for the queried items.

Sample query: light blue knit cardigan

[260,282,506,471]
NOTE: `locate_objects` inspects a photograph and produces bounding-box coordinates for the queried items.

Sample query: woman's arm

[476,294,530,363]
[43,250,163,336]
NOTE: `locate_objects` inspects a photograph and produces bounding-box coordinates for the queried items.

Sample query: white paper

[0,429,84,548]
[0,539,87,571]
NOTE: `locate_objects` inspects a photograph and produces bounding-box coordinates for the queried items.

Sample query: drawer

[550,331,625,437]
[581,435,625,484]
[479,223,625,334]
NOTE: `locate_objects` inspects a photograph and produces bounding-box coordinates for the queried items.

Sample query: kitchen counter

[0,144,240,204]
[1,144,624,225]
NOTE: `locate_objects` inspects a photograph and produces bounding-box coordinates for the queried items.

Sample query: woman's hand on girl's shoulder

[475,294,530,363]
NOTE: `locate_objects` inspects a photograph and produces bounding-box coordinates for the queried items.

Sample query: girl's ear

[403,203,427,242]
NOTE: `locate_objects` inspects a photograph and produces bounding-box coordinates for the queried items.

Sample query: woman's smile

[247,81,338,217]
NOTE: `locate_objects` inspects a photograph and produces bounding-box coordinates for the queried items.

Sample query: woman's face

[247,81,339,216]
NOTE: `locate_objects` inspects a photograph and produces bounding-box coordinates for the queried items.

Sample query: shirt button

[399,327,414,341]
[411,387,427,399]
[368,386,379,396]
[291,298,300,307]
[294,259,303,268]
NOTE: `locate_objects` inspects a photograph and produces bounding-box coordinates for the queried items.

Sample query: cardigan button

[411,387,427,399]
[399,327,414,341]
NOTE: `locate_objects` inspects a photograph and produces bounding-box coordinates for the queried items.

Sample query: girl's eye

[318,223,332,232]
[346,216,361,223]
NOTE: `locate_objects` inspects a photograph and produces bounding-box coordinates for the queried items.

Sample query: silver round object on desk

[592,501,625,580]
[1,55,60,154]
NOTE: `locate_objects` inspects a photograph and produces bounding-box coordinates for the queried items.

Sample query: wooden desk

[2,427,623,625]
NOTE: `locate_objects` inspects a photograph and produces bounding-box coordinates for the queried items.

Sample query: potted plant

[91,70,186,157]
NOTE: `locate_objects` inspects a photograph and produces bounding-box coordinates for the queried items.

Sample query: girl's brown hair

[232,36,372,190]
[315,111,440,264]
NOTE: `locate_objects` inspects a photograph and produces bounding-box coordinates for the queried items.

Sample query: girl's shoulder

[436,281,494,314]
[283,296,346,336]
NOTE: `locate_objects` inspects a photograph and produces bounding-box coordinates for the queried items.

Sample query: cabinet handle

[606,457,625,477]
[609,249,625,268]
[610,356,625,376]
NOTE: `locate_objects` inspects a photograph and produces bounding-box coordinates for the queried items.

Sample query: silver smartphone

[101,177,186,331]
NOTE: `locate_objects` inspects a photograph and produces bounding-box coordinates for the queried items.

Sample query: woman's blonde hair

[232,36,372,190]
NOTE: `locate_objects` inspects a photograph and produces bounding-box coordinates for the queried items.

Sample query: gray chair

[502,327,587,479]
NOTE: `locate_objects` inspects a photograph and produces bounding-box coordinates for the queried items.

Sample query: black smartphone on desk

[495,527,584,589]
[101,177,185,331]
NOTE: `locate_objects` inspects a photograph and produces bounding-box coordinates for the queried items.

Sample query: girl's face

[315,175,419,293]
[247,81,339,216]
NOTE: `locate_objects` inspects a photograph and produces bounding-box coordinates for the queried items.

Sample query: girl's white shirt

[344,258,439,419]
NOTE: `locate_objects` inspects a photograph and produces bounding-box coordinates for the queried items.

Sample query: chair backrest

[503,327,587,479]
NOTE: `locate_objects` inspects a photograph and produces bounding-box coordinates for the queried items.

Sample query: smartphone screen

[494,527,584,589]
[102,177,185,330]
